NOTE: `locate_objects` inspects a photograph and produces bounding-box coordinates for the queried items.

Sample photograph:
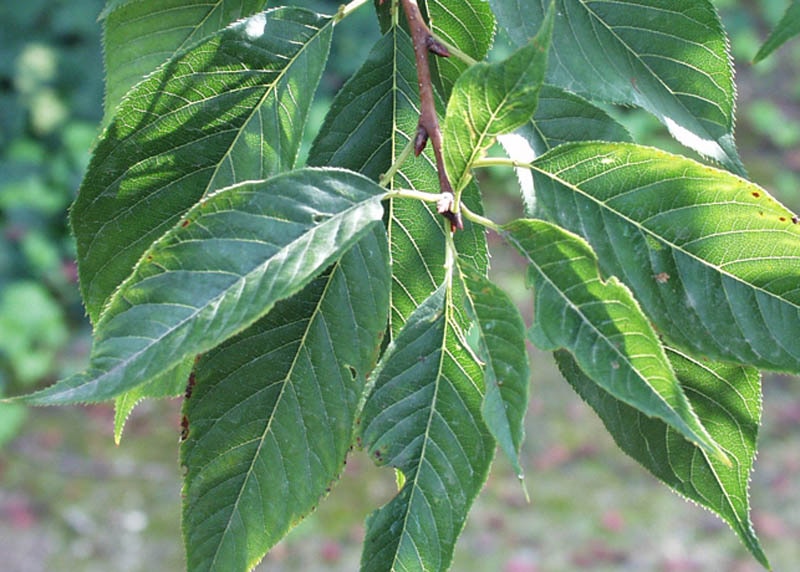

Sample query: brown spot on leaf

[752,191,761,198]
[654,272,670,284]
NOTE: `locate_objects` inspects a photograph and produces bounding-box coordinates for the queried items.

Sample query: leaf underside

[556,348,768,568]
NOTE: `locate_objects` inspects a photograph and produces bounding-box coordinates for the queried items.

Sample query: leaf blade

[754,0,800,63]
[102,0,266,123]
[359,284,494,572]
[556,348,769,568]
[531,141,800,373]
[23,168,386,405]
[182,227,390,572]
[76,7,333,322]
[443,6,553,194]
[503,218,725,461]
[491,0,743,172]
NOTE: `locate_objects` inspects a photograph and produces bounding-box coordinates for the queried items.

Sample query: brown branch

[399,0,462,231]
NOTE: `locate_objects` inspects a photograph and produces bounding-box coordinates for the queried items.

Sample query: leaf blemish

[654,272,670,283]
[793,215,799,224]
[751,191,761,198]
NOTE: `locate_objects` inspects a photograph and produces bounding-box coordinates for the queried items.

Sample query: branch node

[414,124,429,156]
[426,36,450,58]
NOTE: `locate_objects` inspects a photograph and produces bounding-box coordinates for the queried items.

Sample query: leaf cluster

[15,1,800,570]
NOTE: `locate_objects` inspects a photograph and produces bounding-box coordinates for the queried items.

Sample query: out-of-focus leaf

[754,0,800,63]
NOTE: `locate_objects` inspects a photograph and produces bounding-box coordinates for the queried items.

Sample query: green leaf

[74,7,333,323]
[531,142,800,374]
[556,348,768,568]
[443,5,553,194]
[511,85,632,156]
[754,0,800,62]
[21,168,386,405]
[102,0,266,123]
[498,84,631,213]
[503,218,726,462]
[359,283,494,572]
[422,0,496,98]
[310,26,488,335]
[182,227,390,572]
[113,358,193,444]
[491,0,743,173]
[461,268,530,477]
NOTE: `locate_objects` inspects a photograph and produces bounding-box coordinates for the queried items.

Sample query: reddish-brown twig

[399,0,462,231]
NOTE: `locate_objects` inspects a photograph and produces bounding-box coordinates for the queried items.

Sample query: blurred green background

[1,1,799,571]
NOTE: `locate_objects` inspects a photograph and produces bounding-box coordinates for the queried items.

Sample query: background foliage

[1,0,800,570]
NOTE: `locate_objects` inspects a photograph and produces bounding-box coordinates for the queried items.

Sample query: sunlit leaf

[311,26,488,336]
[22,168,385,405]
[75,7,332,322]
[491,0,743,173]
[503,218,726,461]
[556,348,768,568]
[101,0,267,123]
[443,5,553,194]
[532,142,800,373]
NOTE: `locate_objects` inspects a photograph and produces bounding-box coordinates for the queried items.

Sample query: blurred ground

[2,1,800,571]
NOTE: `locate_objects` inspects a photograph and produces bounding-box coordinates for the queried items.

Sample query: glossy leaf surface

[75,7,332,322]
[503,219,724,460]
[23,168,385,405]
[532,142,800,373]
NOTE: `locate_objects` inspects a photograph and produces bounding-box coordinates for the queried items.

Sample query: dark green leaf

[491,0,743,173]
[556,348,768,568]
[75,7,332,322]
[182,227,390,572]
[22,168,386,405]
[310,26,488,335]
[462,268,529,477]
[532,142,800,373]
[503,218,725,461]
[102,0,267,123]
[359,284,494,572]
[422,0,496,98]
[754,0,800,63]
[443,6,553,194]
